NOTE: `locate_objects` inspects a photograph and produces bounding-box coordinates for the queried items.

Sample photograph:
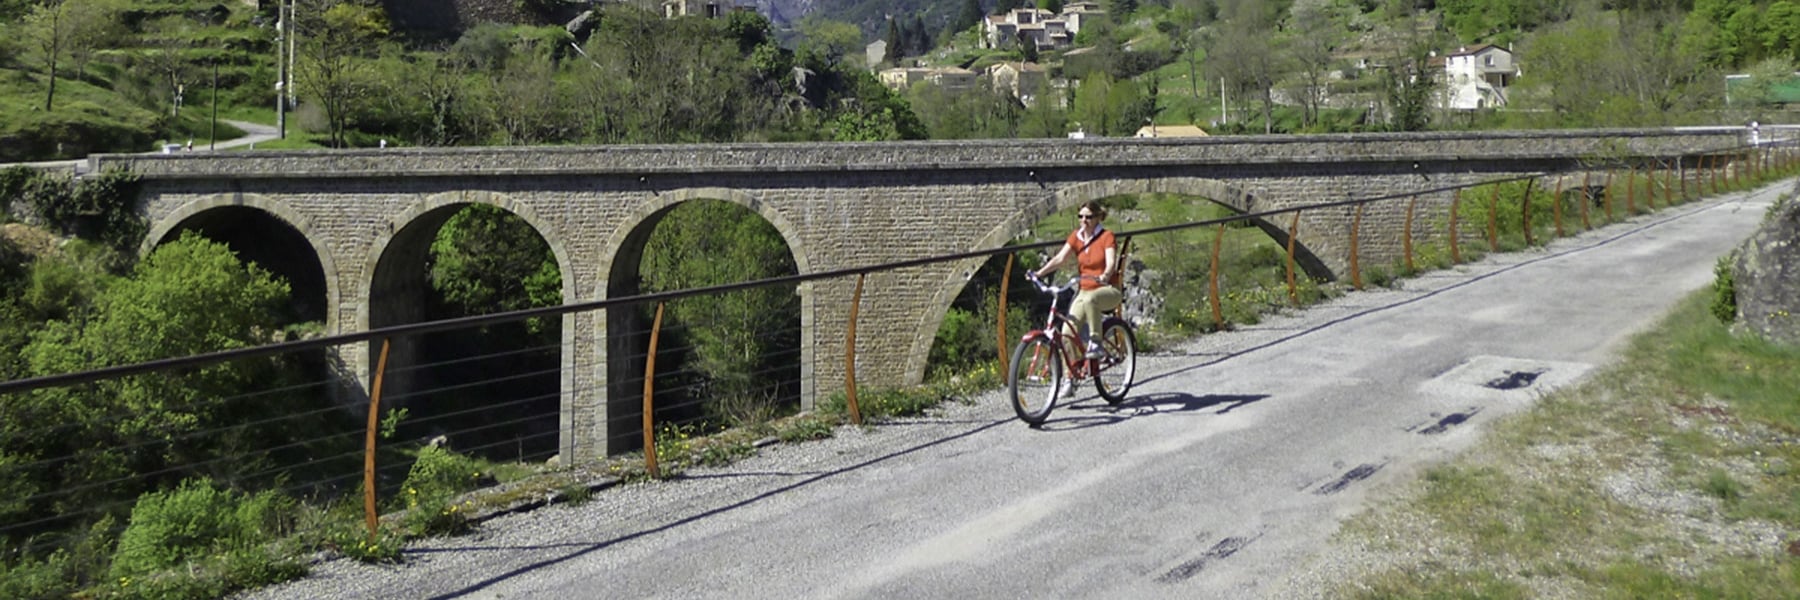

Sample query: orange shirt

[1066,227,1115,291]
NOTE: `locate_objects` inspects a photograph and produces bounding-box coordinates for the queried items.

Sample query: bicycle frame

[1019,275,1100,380]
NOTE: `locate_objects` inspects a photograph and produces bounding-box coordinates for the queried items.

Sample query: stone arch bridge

[93,128,1747,458]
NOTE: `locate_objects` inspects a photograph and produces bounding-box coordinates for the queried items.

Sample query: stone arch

[360,191,574,334]
[361,191,572,459]
[141,194,337,330]
[901,177,1330,384]
[593,187,812,455]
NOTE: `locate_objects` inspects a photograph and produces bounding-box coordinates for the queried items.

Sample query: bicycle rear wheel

[1094,318,1137,405]
[1008,336,1064,426]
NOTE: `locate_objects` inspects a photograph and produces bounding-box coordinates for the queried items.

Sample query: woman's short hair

[1080,201,1108,221]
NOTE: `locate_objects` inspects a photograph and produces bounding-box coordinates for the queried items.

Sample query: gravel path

[238,183,1786,600]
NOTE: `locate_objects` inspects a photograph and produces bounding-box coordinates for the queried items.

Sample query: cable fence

[0,138,1793,596]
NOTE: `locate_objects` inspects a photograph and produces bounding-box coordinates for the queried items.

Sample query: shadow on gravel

[407,418,1012,598]
[1033,393,1271,431]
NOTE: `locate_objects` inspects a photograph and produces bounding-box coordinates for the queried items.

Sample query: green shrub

[1711,254,1737,324]
[0,550,80,600]
[398,446,491,535]
[108,478,295,581]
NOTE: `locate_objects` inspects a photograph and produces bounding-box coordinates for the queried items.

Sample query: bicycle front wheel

[1008,336,1064,426]
[1094,318,1137,405]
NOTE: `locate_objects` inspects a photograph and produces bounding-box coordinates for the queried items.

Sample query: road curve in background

[238,181,1788,600]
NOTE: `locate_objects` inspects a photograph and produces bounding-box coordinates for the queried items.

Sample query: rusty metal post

[643,302,665,478]
[1285,210,1300,306]
[364,338,391,542]
[1349,203,1364,290]
[1449,189,1462,264]
[997,254,1013,374]
[1209,224,1224,328]
[1403,195,1417,273]
[1710,154,1719,193]
[845,274,865,426]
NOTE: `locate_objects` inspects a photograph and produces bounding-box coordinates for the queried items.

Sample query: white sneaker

[1060,378,1077,397]
[1085,341,1106,359]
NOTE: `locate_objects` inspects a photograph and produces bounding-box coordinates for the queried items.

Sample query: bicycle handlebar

[1024,272,1104,294]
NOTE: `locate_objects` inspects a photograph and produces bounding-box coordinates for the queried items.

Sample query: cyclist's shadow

[1033,392,1269,431]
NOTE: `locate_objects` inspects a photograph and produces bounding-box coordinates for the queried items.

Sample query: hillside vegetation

[5,0,1800,160]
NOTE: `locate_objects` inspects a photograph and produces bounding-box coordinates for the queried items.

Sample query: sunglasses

[1078,214,1096,220]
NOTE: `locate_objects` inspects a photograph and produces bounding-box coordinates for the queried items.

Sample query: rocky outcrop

[1733,193,1800,346]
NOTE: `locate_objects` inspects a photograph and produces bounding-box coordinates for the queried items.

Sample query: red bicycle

[1006,272,1137,426]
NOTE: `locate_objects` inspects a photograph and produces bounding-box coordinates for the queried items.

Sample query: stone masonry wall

[99,128,1747,458]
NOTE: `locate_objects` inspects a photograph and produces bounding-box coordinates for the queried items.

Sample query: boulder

[1733,197,1800,346]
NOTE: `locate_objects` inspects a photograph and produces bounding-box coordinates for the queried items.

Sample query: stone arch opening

[367,200,567,463]
[906,178,1334,384]
[598,191,807,455]
[149,205,330,328]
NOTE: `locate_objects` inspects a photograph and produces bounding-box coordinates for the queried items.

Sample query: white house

[1438,44,1518,110]
[985,5,1106,51]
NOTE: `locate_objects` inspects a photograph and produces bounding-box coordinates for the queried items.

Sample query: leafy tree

[22,0,72,111]
[1763,1,1800,61]
[954,0,985,38]
[799,16,865,69]
[1039,0,1064,15]
[1516,7,1716,127]
[908,78,1024,139]
[1204,1,1285,132]
[576,6,771,143]
[997,0,1021,14]
[1284,0,1343,129]
[1374,10,1438,131]
[427,203,561,334]
[295,0,390,147]
[9,233,321,542]
[639,200,799,423]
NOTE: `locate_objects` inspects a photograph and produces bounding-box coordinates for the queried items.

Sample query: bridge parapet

[91,129,1742,179]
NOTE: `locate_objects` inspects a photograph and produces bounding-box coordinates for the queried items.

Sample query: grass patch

[1338,291,1800,599]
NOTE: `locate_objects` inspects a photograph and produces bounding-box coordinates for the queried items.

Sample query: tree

[136,16,198,126]
[1284,0,1343,129]
[22,0,71,111]
[886,17,906,63]
[428,204,561,335]
[910,15,931,56]
[799,16,864,69]
[9,233,323,540]
[1516,7,1715,127]
[639,200,799,423]
[1204,1,1285,132]
[954,0,985,38]
[1372,9,1438,131]
[295,0,390,147]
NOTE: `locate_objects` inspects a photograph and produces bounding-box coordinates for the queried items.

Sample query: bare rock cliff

[1733,191,1800,347]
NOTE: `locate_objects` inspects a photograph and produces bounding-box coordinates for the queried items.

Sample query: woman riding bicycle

[1032,201,1121,359]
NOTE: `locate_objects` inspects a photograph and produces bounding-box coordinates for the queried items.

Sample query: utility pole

[210,57,218,150]
[275,0,286,139]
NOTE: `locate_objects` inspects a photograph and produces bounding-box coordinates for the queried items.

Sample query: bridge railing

[0,137,1793,591]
